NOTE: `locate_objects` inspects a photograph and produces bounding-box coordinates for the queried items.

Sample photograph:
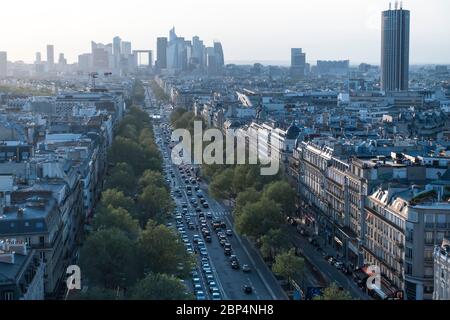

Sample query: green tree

[260,228,291,259]
[79,228,137,289]
[139,127,155,147]
[313,283,353,300]
[264,181,297,217]
[130,273,192,300]
[170,107,188,125]
[93,205,140,239]
[209,168,235,200]
[138,170,167,191]
[200,163,222,182]
[119,124,139,141]
[234,187,261,216]
[73,286,119,300]
[105,163,137,194]
[138,220,194,277]
[109,137,143,170]
[272,249,305,284]
[232,165,252,193]
[137,186,172,225]
[100,188,135,213]
[235,197,284,239]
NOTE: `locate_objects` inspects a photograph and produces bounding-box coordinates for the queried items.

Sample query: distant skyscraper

[113,36,122,56]
[121,41,132,56]
[191,36,205,70]
[0,51,7,77]
[91,41,113,70]
[78,53,91,72]
[213,41,224,67]
[35,52,42,63]
[290,48,306,78]
[47,45,54,65]
[59,53,67,65]
[156,37,168,70]
[169,27,177,42]
[381,3,410,92]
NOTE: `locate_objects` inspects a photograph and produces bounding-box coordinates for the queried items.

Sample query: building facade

[381,4,410,91]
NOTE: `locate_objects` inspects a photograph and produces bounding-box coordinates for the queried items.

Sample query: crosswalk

[211,210,230,218]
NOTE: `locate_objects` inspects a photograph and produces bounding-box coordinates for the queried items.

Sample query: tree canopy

[79,228,137,289]
[235,197,284,240]
[130,273,191,300]
[137,220,193,277]
[272,249,305,283]
[313,283,353,300]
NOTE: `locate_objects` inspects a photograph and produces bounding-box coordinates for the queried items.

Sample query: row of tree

[206,162,353,299]
[77,101,193,300]
[169,107,353,300]
[131,79,146,105]
[150,80,170,102]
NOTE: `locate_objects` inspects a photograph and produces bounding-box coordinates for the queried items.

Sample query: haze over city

[1,0,450,64]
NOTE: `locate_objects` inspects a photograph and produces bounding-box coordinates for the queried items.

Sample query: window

[25,237,31,245]
[4,291,14,300]
[437,215,446,228]
[424,286,434,294]
[425,232,434,245]
[424,249,433,261]
[424,214,435,228]
[39,236,45,245]
[405,247,413,259]
[405,263,413,275]
[425,267,434,278]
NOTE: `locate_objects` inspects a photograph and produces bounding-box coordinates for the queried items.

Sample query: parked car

[242,264,251,273]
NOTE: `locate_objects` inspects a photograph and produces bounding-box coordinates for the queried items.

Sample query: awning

[334,236,343,246]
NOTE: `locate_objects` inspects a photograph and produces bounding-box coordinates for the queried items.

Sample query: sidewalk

[286,225,371,300]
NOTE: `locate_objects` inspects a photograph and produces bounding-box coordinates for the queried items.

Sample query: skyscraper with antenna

[381,2,410,92]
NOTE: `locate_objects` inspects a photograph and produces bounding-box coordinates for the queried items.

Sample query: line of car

[158,122,254,298]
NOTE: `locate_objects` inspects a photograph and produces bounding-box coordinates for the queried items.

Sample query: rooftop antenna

[389,2,391,10]
[395,1,398,10]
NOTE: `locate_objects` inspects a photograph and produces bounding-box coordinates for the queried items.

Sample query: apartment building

[433,238,450,300]
[0,240,45,300]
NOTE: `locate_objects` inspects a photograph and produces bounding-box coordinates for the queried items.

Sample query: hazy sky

[0,0,449,65]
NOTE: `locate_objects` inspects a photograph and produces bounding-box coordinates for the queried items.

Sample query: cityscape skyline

[0,0,449,65]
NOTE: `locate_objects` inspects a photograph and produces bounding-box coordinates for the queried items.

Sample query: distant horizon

[4,58,449,68]
[225,60,450,67]
[0,0,449,65]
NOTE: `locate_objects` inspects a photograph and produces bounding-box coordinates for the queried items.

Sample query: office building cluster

[156,27,225,76]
